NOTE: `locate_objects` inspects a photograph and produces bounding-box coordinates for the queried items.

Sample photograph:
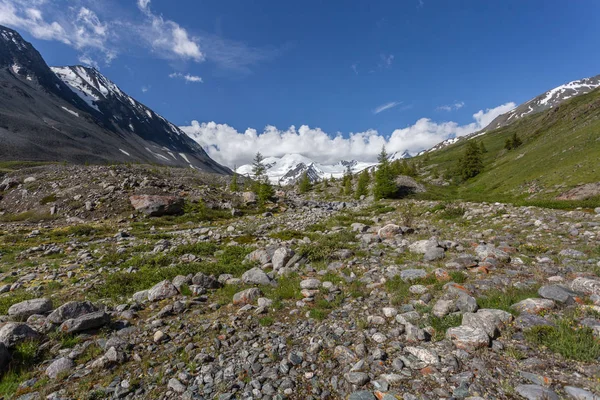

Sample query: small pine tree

[511,132,522,148]
[229,166,239,192]
[252,152,266,180]
[354,169,370,199]
[250,152,273,205]
[322,177,329,187]
[373,146,397,200]
[479,141,487,153]
[298,172,311,193]
[458,140,484,180]
[342,166,353,196]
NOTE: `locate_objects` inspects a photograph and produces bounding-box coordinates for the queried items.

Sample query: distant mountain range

[0,25,228,174]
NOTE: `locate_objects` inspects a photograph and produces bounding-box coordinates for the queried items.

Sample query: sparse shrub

[525,319,600,361]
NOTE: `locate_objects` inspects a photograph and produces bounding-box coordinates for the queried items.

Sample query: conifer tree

[373,146,397,200]
[229,165,239,192]
[458,140,484,180]
[298,171,311,193]
[354,169,370,199]
[251,152,274,204]
[479,141,487,153]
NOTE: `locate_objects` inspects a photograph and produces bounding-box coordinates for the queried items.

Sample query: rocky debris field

[0,165,599,400]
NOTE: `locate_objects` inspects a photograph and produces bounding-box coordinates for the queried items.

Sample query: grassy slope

[416,88,600,205]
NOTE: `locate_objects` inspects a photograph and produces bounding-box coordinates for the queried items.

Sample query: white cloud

[0,0,273,71]
[437,101,465,111]
[379,53,394,68]
[78,54,98,69]
[141,86,150,93]
[180,102,516,168]
[169,72,203,83]
[351,64,358,75]
[374,101,401,114]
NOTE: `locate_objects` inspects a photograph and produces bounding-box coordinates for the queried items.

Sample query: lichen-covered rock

[59,311,110,334]
[446,326,490,351]
[233,288,261,305]
[129,195,184,216]
[0,323,42,348]
[46,357,74,379]
[147,280,179,302]
[46,301,98,324]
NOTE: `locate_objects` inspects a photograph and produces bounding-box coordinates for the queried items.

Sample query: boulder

[233,288,261,305]
[0,323,42,348]
[46,357,74,379]
[272,248,294,270]
[571,277,600,296]
[59,311,110,334]
[8,298,53,321]
[241,267,271,285]
[242,191,257,204]
[515,384,559,400]
[446,326,490,351]
[148,280,179,301]
[46,301,98,325]
[245,249,271,265]
[538,285,581,305]
[191,273,221,289]
[129,195,184,216]
[394,175,426,196]
[511,298,555,314]
[378,224,402,239]
[400,269,427,282]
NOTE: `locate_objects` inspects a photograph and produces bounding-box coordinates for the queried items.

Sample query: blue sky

[2,0,599,166]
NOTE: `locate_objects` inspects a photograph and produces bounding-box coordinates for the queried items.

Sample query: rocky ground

[0,165,599,400]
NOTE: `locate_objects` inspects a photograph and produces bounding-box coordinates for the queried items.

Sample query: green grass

[525,319,600,361]
[0,211,58,223]
[269,230,307,241]
[262,273,302,302]
[258,317,274,326]
[0,340,41,397]
[477,285,540,315]
[296,230,357,262]
[92,245,253,301]
[411,88,600,206]
[428,313,462,341]
[0,291,35,314]
[39,193,58,205]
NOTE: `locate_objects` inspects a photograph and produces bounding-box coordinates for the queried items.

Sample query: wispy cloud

[181,102,517,168]
[373,101,401,114]
[0,0,278,73]
[141,86,150,93]
[351,63,358,75]
[169,72,203,83]
[379,53,394,69]
[437,101,465,111]
[418,0,424,8]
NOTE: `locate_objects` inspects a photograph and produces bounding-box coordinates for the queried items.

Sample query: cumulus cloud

[136,0,204,62]
[180,102,516,168]
[169,72,203,83]
[374,101,401,114]
[379,53,394,68]
[437,101,465,111]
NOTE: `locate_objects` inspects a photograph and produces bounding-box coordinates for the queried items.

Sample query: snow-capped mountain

[421,73,600,155]
[0,25,228,173]
[236,154,377,185]
[483,74,600,131]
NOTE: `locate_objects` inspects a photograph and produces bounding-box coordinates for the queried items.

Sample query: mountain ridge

[0,25,229,174]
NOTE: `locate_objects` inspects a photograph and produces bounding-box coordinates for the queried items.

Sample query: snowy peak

[236,154,376,185]
[51,66,123,111]
[484,74,600,131]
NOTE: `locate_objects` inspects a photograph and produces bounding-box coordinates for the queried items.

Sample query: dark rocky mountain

[0,25,229,174]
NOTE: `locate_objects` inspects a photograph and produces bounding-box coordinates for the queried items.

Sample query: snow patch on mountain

[236,153,377,185]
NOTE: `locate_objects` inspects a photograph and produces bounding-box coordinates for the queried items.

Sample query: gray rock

[409,239,439,254]
[129,195,184,216]
[511,298,555,314]
[59,311,110,334]
[272,248,294,270]
[405,346,439,364]
[538,285,580,304]
[132,290,149,303]
[168,378,186,393]
[514,313,555,330]
[300,279,321,290]
[559,249,586,259]
[446,326,489,351]
[191,273,220,289]
[400,269,427,282]
[456,292,478,313]
[46,301,98,324]
[571,277,600,296]
[245,249,271,265]
[378,224,402,239]
[564,386,600,400]
[344,372,370,386]
[233,288,261,305]
[348,391,376,400]
[241,267,271,285]
[46,357,74,379]
[515,384,559,400]
[147,280,179,302]
[424,247,445,261]
[0,323,42,348]
[462,309,512,339]
[432,299,457,318]
[8,298,53,321]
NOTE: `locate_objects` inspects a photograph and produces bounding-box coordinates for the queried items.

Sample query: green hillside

[415,88,600,207]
